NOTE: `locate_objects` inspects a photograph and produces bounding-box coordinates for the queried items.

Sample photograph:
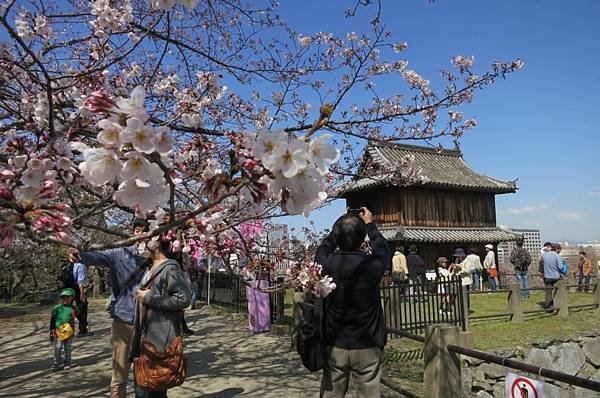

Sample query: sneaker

[51,365,60,372]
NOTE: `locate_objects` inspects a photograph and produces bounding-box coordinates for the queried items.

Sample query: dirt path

[0,305,403,397]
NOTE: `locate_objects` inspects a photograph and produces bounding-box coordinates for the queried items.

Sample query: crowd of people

[49,218,192,398]
[46,207,596,398]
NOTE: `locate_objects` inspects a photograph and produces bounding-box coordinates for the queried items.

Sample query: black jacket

[315,223,389,350]
[407,253,425,278]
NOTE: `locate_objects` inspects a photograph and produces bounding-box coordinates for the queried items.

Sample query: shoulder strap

[115,264,146,297]
[139,261,171,328]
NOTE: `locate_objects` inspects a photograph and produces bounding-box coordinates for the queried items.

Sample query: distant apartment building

[497,228,542,268]
[263,224,290,273]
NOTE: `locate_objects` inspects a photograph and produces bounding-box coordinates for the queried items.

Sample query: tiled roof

[379,226,522,243]
[339,142,517,195]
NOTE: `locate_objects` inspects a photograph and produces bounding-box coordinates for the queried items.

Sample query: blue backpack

[561,260,568,275]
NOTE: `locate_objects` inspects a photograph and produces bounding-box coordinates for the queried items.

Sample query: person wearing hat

[49,288,78,371]
[484,244,498,291]
[452,248,472,310]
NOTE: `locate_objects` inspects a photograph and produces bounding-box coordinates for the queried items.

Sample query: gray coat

[130,259,191,359]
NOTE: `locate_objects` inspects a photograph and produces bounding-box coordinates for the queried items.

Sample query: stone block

[555,342,586,375]
[462,367,474,395]
[574,367,600,398]
[583,340,600,367]
[577,363,597,378]
[492,381,505,398]
[478,363,507,379]
[475,390,494,398]
[524,347,554,369]
[465,356,485,366]
[544,382,570,398]
[531,339,552,349]
[474,369,486,382]
[472,378,492,393]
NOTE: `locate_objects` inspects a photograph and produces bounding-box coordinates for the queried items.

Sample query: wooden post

[554,279,569,319]
[423,325,462,398]
[290,291,305,349]
[461,285,470,330]
[276,277,285,324]
[593,282,600,307]
[508,284,523,323]
[92,266,100,299]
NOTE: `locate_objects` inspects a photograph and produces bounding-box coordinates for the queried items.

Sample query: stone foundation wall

[463,331,600,398]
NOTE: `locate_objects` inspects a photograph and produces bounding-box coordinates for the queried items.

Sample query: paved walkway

[0,306,403,397]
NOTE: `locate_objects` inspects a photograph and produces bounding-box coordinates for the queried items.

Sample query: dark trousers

[578,274,591,292]
[544,278,560,309]
[320,346,383,398]
[73,286,88,333]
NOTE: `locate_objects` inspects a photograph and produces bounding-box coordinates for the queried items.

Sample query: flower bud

[85,90,117,113]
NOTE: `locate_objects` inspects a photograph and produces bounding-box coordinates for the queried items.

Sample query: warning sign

[505,372,546,398]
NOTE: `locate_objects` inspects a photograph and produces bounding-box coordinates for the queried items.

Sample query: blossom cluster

[90,0,133,36]
[72,86,172,217]
[286,260,336,298]
[149,0,198,11]
[243,258,276,281]
[243,130,339,216]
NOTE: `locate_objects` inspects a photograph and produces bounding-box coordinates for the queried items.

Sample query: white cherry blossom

[253,130,286,165]
[113,177,169,217]
[121,117,156,153]
[97,119,123,147]
[155,127,174,154]
[14,186,38,202]
[299,35,312,47]
[15,12,33,40]
[56,157,72,171]
[115,86,148,121]
[265,139,310,178]
[179,0,198,9]
[149,0,177,10]
[34,15,53,40]
[20,168,45,188]
[120,151,154,181]
[10,155,27,169]
[182,113,201,127]
[78,148,123,186]
[309,134,340,173]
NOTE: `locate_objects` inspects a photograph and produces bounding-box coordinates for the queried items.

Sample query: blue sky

[277,0,600,243]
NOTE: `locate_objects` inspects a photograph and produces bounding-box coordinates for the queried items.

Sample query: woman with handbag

[131,236,192,398]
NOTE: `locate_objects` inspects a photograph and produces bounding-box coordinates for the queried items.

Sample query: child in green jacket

[49,288,78,371]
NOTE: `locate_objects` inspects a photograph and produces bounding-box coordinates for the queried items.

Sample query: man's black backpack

[296,294,326,372]
[56,261,75,289]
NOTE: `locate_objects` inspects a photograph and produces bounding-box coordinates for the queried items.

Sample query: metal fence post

[423,324,462,398]
[554,279,569,319]
[508,284,524,323]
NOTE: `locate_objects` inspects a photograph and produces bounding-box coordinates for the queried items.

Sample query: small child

[49,288,78,371]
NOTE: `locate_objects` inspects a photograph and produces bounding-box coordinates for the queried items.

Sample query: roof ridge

[367,140,462,157]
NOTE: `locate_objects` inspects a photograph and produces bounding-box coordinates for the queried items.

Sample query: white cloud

[589,191,600,198]
[500,204,549,215]
[558,211,583,221]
